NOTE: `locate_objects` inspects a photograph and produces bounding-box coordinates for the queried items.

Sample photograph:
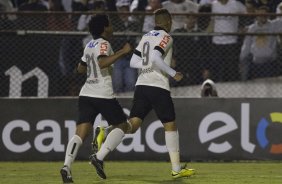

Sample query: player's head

[154,8,172,32]
[88,14,113,39]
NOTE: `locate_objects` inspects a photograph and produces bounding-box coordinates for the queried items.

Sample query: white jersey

[135,28,173,91]
[79,38,115,99]
[212,0,246,44]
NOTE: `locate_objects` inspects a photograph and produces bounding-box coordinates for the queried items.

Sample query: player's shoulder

[98,38,110,45]
[84,38,110,49]
[161,31,173,41]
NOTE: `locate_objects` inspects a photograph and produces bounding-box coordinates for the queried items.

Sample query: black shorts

[78,96,127,125]
[130,85,175,123]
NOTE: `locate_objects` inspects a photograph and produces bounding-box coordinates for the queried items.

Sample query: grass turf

[0,161,281,184]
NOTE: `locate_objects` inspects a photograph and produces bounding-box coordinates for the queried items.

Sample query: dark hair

[88,14,109,38]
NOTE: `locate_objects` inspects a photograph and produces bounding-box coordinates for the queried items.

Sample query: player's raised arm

[98,42,132,69]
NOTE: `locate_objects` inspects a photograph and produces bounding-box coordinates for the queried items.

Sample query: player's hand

[173,72,183,82]
[122,43,132,54]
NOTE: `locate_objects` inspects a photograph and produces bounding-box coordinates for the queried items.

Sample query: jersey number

[86,53,98,78]
[142,41,150,66]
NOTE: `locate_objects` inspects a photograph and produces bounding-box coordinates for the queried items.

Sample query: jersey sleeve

[97,41,112,60]
[154,34,173,55]
[81,46,87,63]
[135,36,144,54]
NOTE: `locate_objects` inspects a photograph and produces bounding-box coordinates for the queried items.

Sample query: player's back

[79,38,114,99]
[135,29,173,91]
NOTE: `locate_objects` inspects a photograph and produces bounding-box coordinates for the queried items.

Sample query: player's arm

[98,43,132,69]
[151,50,183,81]
[130,50,143,69]
[76,61,87,74]
[151,49,176,77]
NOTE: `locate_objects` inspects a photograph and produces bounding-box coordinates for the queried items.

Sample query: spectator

[77,0,107,47]
[18,0,48,30]
[0,0,17,30]
[142,0,162,33]
[197,3,212,31]
[130,0,148,12]
[242,0,256,27]
[47,0,82,95]
[201,79,218,97]
[239,6,282,80]
[77,1,106,32]
[277,2,282,19]
[207,0,246,82]
[173,13,211,86]
[252,0,282,13]
[162,0,199,31]
[47,0,72,31]
[110,0,139,93]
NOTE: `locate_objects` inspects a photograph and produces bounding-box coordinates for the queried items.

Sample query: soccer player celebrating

[93,8,196,179]
[60,14,132,183]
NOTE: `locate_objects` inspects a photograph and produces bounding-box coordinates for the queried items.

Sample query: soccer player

[93,8,196,179]
[60,14,132,183]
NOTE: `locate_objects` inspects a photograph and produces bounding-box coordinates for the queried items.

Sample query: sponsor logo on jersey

[88,41,99,48]
[159,35,170,49]
[100,42,108,55]
[145,31,160,37]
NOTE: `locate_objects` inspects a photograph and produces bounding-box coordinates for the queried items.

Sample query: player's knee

[163,121,177,131]
[115,122,129,133]
[128,118,142,133]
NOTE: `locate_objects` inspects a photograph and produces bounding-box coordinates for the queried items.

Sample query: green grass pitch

[0,161,281,184]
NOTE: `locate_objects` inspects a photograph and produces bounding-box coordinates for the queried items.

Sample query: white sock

[64,135,82,168]
[96,128,125,161]
[165,131,181,172]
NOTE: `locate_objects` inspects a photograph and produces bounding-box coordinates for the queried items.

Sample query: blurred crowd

[1,0,282,96]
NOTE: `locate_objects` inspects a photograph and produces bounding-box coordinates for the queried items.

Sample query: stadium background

[1,11,282,162]
[1,11,282,97]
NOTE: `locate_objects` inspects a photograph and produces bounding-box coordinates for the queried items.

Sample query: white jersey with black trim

[135,29,173,91]
[79,38,114,99]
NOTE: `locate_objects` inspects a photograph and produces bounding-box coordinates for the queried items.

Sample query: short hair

[154,8,171,26]
[154,8,171,19]
[88,14,109,38]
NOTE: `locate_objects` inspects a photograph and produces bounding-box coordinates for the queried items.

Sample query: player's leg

[163,121,195,178]
[92,125,106,153]
[92,86,149,153]
[90,122,128,179]
[151,87,195,178]
[61,123,92,183]
[90,98,129,179]
[60,96,98,183]
[92,118,141,153]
